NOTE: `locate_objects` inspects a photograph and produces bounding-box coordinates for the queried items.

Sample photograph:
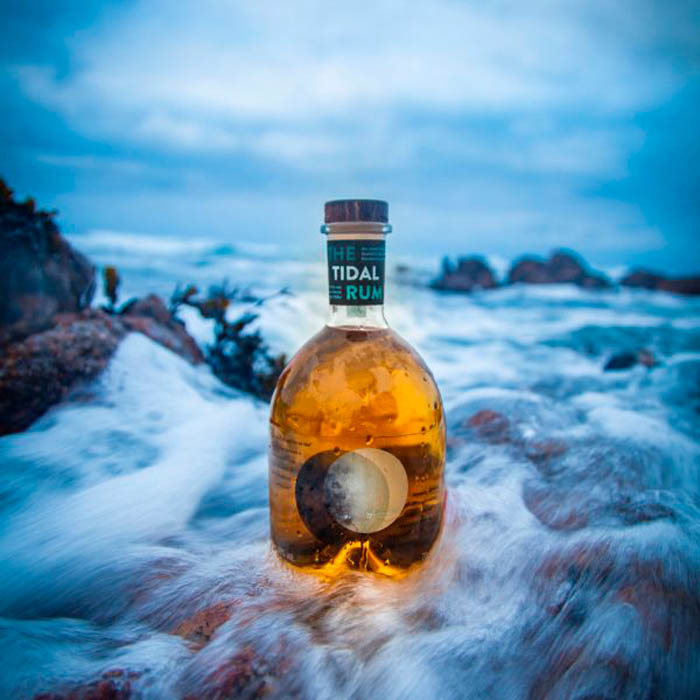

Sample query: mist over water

[1,236,699,698]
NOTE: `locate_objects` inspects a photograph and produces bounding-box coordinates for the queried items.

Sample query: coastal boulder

[0,179,95,345]
[621,269,700,296]
[507,250,611,289]
[432,256,498,292]
[0,309,125,435]
[120,294,204,365]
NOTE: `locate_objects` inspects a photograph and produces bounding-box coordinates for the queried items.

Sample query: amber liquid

[269,324,445,577]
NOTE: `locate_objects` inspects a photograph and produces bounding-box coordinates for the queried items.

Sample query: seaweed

[171,281,287,400]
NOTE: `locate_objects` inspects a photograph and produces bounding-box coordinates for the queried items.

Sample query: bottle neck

[323,223,390,330]
[328,303,387,329]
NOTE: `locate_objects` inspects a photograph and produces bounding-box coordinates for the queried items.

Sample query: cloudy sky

[2,0,699,272]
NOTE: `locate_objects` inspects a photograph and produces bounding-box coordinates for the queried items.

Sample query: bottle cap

[324,199,388,224]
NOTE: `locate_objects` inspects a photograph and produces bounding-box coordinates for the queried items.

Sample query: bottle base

[271,537,436,581]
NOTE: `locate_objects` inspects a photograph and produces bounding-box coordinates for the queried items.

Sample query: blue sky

[1,0,699,273]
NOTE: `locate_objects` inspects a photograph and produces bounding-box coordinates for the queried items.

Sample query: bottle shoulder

[270,325,443,438]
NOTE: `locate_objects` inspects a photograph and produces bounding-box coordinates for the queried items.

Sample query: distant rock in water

[431,256,498,292]
[621,269,700,296]
[0,179,95,345]
[604,348,656,372]
[507,250,611,289]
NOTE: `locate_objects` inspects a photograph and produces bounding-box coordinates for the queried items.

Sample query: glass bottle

[268,199,445,576]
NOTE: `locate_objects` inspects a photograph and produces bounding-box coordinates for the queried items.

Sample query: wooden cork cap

[324,199,388,224]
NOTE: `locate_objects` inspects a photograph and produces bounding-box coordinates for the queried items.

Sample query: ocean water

[1,233,699,698]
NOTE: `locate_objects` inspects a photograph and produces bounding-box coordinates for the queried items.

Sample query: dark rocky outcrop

[431,256,498,292]
[621,269,700,296]
[0,180,95,345]
[507,250,611,289]
[0,181,210,435]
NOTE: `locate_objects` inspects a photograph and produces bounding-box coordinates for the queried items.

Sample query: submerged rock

[431,256,498,292]
[621,269,700,296]
[173,601,237,649]
[464,409,511,444]
[507,250,611,289]
[0,179,95,345]
[34,668,139,700]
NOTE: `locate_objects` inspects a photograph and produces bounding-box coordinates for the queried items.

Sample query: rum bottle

[268,199,445,576]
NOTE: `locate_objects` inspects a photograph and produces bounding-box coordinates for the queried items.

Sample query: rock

[621,269,700,296]
[604,348,656,371]
[33,669,139,699]
[431,256,498,292]
[523,480,590,531]
[181,647,274,700]
[525,440,568,467]
[507,250,611,289]
[173,601,236,649]
[0,297,204,435]
[465,409,511,444]
[120,294,204,365]
[0,179,95,345]
[0,309,125,435]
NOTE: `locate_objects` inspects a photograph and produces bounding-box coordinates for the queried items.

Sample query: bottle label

[327,239,385,306]
[296,447,409,536]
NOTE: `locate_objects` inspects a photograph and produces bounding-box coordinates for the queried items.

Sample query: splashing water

[1,238,699,698]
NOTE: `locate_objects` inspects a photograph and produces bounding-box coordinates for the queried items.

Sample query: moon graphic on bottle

[323,448,409,533]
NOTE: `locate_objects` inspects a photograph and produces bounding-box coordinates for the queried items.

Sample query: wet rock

[604,348,656,371]
[0,179,95,345]
[0,297,204,435]
[523,480,590,530]
[529,541,700,698]
[431,256,498,292]
[465,409,511,444]
[525,440,568,468]
[522,439,679,531]
[183,647,273,700]
[33,669,139,700]
[0,309,125,435]
[120,294,204,365]
[507,250,611,289]
[173,601,236,649]
[621,269,700,296]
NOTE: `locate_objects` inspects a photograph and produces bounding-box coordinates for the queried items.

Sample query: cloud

[12,0,678,158]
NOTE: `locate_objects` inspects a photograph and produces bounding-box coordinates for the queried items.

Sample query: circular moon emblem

[323,448,409,533]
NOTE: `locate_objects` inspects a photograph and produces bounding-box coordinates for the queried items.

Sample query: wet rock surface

[0,299,205,436]
[34,669,140,700]
[507,250,611,289]
[0,309,125,435]
[0,180,95,345]
[121,294,204,366]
